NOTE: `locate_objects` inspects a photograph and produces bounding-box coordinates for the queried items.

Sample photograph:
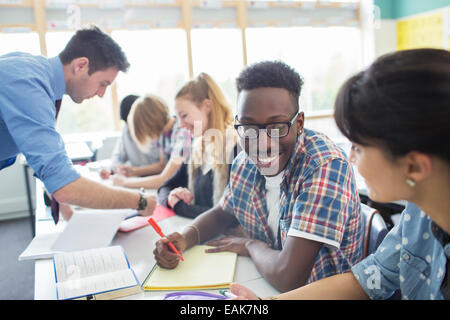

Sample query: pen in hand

[148,217,184,261]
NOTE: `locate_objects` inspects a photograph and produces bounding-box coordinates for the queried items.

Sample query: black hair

[334,48,450,163]
[59,25,130,74]
[120,94,139,122]
[236,61,304,111]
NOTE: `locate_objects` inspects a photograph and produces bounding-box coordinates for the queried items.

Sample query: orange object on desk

[118,205,176,232]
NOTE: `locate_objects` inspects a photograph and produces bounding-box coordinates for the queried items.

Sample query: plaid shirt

[220,128,364,283]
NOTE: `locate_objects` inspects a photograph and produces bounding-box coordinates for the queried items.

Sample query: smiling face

[175,97,210,138]
[236,87,304,176]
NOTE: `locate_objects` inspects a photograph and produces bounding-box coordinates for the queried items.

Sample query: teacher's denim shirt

[352,202,449,300]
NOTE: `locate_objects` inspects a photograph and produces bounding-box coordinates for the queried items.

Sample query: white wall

[374,19,397,58]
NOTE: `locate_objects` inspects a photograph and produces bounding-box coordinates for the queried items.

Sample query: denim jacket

[352,202,450,300]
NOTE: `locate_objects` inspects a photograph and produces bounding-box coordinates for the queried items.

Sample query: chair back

[361,203,389,257]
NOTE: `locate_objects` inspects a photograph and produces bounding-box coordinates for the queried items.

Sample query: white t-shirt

[264,170,285,245]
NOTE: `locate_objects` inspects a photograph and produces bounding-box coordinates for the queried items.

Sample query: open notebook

[142,245,237,291]
[53,246,140,300]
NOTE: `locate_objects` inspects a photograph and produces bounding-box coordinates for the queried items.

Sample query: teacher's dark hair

[59,25,130,75]
[334,48,450,163]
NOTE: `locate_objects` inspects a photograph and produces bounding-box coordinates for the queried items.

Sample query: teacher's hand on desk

[153,232,187,269]
[60,203,75,221]
[57,193,156,220]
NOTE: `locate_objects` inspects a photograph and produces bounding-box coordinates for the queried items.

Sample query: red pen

[148,217,184,261]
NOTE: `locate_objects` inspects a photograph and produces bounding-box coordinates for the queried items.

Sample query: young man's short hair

[59,25,130,74]
[236,61,304,111]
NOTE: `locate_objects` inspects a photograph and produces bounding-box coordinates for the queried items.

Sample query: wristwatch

[137,187,147,211]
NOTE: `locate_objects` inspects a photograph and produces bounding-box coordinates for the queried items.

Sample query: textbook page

[54,246,138,300]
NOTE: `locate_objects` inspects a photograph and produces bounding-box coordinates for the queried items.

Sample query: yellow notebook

[143,245,237,291]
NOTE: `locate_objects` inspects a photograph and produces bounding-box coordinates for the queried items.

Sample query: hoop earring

[405,178,416,187]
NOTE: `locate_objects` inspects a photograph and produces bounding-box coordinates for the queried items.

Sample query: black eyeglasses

[234,111,300,139]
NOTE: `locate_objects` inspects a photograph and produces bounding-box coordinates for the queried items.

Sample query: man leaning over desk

[0,25,156,222]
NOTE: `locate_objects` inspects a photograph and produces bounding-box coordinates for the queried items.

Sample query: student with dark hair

[230,49,450,300]
[99,94,164,179]
[120,94,139,122]
[0,25,156,224]
[153,61,363,292]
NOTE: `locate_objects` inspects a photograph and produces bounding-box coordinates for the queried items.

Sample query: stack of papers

[19,209,130,261]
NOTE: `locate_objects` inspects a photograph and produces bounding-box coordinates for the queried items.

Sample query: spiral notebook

[142,245,237,291]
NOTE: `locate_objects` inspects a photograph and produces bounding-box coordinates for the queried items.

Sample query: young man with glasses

[153,61,364,292]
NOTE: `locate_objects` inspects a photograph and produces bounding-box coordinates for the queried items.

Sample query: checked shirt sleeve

[218,183,234,215]
[288,158,357,249]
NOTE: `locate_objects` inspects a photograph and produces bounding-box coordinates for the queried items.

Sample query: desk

[64,141,94,164]
[33,174,280,300]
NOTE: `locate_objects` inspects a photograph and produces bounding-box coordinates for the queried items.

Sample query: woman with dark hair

[230,48,450,300]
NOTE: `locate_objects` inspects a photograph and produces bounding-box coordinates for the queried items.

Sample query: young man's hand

[153,232,187,269]
[204,236,254,257]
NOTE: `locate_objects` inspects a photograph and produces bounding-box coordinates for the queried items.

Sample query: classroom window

[246,26,363,113]
[191,28,244,112]
[0,32,40,55]
[112,29,190,114]
[46,31,115,135]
